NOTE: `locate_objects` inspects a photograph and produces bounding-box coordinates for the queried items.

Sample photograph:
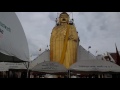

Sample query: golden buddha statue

[50,12,79,68]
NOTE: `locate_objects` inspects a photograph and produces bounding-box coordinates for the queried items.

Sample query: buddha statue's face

[59,13,69,23]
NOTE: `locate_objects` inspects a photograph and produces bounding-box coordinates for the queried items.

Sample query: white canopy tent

[29,50,50,69]
[69,59,120,73]
[30,45,96,69]
[0,12,29,62]
[77,45,96,61]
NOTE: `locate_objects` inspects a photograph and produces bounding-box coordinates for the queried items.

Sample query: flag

[96,51,98,53]
[39,48,41,51]
[88,46,91,49]
[115,43,120,66]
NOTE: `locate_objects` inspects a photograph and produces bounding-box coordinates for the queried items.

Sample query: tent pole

[2,71,4,78]
[23,61,30,78]
[26,61,30,78]
[68,70,71,78]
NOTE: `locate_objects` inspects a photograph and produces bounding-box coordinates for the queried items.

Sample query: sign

[78,65,113,68]
[5,62,26,69]
[41,63,59,70]
[32,61,67,73]
[69,60,120,72]
[0,62,9,71]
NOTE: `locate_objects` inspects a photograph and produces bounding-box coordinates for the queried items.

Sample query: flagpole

[96,51,98,59]
[115,43,120,65]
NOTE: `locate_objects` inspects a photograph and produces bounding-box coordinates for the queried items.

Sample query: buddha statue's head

[59,12,70,24]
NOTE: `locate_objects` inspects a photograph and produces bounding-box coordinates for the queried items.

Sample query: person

[9,71,13,78]
[21,71,27,78]
[50,12,79,68]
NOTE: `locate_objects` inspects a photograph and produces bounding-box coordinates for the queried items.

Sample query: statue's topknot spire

[59,12,69,17]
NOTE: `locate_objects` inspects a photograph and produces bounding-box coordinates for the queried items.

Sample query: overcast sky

[16,12,120,60]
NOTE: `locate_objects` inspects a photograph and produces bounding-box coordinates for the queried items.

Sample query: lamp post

[88,46,91,60]
[88,46,91,52]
